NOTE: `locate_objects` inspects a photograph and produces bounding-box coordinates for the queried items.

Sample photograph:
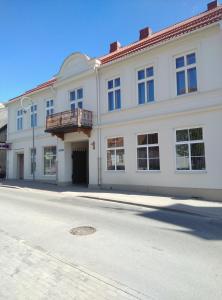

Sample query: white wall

[100,109,222,190]
[6,22,222,194]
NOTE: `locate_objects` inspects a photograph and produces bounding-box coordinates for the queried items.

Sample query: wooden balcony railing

[45,109,93,139]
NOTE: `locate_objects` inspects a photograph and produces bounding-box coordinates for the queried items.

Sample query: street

[0,185,221,299]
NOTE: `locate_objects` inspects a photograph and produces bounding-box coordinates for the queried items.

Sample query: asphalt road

[0,185,221,299]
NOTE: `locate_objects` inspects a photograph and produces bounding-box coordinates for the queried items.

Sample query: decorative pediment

[57,52,100,80]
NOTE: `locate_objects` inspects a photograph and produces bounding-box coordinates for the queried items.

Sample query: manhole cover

[70,226,96,236]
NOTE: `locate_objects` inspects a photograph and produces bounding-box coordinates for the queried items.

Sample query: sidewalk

[1,180,222,220]
[0,229,148,300]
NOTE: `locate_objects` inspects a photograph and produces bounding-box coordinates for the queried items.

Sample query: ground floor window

[44,146,57,175]
[175,127,205,170]
[30,148,36,175]
[137,133,160,170]
[107,137,125,171]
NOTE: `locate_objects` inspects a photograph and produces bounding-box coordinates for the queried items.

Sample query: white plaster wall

[100,109,222,190]
[7,135,58,181]
[6,22,222,192]
[54,74,98,116]
[99,25,222,122]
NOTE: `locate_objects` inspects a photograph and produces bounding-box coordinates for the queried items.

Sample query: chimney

[207,0,219,10]
[139,27,152,40]
[109,41,121,53]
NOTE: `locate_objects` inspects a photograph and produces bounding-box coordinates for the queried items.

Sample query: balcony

[45,108,93,140]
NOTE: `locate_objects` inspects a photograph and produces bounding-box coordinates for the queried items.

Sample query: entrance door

[17,154,24,179]
[72,150,88,184]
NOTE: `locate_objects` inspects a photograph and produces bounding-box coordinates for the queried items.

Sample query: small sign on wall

[0,143,11,150]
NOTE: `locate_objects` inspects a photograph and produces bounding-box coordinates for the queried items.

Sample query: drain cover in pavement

[70,226,96,236]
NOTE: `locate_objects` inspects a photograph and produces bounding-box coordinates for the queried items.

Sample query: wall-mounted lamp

[90,141,95,150]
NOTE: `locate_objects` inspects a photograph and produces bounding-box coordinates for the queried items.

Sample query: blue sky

[0,0,211,102]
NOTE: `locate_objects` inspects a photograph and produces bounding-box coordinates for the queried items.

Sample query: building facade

[6,1,222,201]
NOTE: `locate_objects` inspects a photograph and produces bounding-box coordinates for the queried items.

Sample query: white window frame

[175,126,206,172]
[175,51,198,96]
[107,77,121,111]
[137,65,155,105]
[136,132,160,172]
[17,109,23,131]
[106,136,125,171]
[69,87,83,110]
[46,99,54,116]
[30,104,37,128]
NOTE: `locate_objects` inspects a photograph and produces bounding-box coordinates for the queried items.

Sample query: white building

[5,1,222,201]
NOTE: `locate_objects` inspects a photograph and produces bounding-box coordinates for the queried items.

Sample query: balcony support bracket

[49,127,91,141]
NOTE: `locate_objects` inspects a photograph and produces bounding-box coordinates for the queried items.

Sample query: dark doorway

[72,150,88,184]
[17,153,24,180]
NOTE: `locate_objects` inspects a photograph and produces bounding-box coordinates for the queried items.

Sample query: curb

[78,195,209,218]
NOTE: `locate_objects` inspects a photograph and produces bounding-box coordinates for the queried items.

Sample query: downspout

[95,65,101,187]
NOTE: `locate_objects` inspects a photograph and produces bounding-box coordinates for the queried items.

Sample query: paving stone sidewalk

[0,229,149,300]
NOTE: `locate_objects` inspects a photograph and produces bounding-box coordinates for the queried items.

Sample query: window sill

[138,100,155,107]
[176,90,198,99]
[107,108,122,113]
[175,170,207,174]
[136,170,161,173]
[105,170,126,173]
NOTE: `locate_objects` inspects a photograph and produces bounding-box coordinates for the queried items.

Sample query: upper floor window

[175,127,205,171]
[31,104,37,128]
[70,88,83,110]
[107,137,125,170]
[137,133,160,171]
[176,52,197,96]
[137,66,154,104]
[107,78,121,111]
[46,99,54,116]
[17,109,23,131]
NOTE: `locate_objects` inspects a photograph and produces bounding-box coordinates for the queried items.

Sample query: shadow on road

[101,204,222,240]
[137,206,222,240]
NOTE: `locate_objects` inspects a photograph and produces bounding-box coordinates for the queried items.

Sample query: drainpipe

[95,65,101,187]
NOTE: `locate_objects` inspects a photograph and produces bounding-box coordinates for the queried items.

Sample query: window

[107,137,125,170]
[107,77,121,111]
[30,148,36,175]
[31,104,37,128]
[175,127,205,171]
[137,133,160,170]
[17,109,23,131]
[137,66,154,104]
[176,52,197,95]
[44,146,57,175]
[70,88,83,110]
[46,99,54,116]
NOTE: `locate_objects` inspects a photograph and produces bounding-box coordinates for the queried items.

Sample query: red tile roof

[9,78,56,102]
[100,5,222,64]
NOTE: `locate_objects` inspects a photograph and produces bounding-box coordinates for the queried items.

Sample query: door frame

[17,153,24,180]
[72,147,89,185]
